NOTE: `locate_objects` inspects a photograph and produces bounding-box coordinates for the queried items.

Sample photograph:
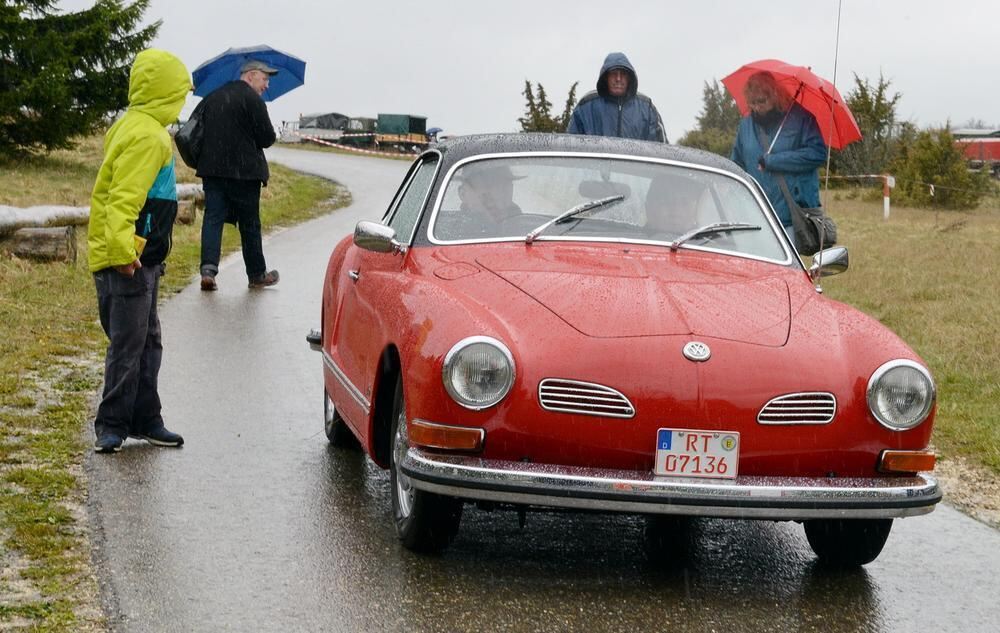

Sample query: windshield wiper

[669,222,761,251]
[525,194,625,243]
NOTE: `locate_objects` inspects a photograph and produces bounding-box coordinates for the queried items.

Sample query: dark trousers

[200,176,267,279]
[93,264,165,439]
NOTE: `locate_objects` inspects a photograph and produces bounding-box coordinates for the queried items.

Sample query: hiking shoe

[200,275,217,291]
[130,427,184,448]
[94,434,124,453]
[248,270,279,288]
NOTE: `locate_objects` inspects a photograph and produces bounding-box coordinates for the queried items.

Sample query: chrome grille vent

[758,392,837,424]
[538,379,635,418]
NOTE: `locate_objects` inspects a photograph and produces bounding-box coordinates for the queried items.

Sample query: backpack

[174,102,204,169]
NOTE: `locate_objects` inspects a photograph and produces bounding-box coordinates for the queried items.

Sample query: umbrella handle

[765,83,805,156]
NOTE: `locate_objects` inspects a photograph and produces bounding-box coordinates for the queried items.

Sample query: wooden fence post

[883,175,895,220]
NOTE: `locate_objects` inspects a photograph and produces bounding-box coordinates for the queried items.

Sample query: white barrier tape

[293,132,420,157]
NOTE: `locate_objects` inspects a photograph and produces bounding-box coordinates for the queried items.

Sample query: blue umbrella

[192,44,306,102]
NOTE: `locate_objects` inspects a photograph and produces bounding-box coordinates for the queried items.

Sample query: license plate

[654,428,740,479]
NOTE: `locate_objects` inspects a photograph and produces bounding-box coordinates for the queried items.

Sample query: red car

[308,133,939,565]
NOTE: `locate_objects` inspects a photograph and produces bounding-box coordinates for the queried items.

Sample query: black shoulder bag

[174,101,204,170]
[774,174,837,256]
[755,123,837,256]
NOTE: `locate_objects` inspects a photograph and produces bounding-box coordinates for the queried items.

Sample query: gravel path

[935,456,1000,528]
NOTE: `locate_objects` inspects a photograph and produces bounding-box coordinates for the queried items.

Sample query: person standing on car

[196,59,280,290]
[87,49,190,453]
[730,71,826,248]
[567,52,667,143]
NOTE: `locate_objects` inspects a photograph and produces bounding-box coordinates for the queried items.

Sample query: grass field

[818,189,1000,474]
[0,136,346,631]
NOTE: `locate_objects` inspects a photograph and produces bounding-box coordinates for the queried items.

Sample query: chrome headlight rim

[442,336,515,410]
[866,359,936,431]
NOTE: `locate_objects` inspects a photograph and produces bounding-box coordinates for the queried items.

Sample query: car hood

[475,249,791,346]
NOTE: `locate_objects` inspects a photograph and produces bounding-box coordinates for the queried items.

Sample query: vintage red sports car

[308,133,939,565]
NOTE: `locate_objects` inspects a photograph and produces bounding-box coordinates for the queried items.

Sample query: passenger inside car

[644,172,710,238]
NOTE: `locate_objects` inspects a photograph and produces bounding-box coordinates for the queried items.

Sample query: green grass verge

[0,137,347,631]
[818,191,1000,473]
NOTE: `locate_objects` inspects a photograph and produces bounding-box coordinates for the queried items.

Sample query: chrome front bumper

[400,448,941,520]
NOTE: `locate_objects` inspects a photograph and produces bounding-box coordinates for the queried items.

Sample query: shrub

[890,126,992,209]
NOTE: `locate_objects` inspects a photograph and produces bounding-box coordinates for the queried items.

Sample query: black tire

[642,515,695,565]
[804,519,893,567]
[389,377,462,553]
[324,387,358,448]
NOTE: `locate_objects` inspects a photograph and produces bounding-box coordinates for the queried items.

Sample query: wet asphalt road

[87,147,1000,632]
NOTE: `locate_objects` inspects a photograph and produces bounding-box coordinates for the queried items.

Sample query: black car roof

[432,133,745,177]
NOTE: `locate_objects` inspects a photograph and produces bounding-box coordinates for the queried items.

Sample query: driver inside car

[455,163,524,236]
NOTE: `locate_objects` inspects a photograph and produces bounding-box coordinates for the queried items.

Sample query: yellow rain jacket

[88,49,191,272]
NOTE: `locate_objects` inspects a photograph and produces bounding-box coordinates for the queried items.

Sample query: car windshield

[430,156,787,260]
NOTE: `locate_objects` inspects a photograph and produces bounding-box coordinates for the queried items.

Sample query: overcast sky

[60,0,999,140]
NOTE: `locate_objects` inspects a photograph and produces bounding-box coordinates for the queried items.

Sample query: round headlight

[866,360,935,431]
[442,336,515,410]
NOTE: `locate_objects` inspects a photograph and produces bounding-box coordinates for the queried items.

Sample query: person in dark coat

[567,52,667,142]
[195,59,279,290]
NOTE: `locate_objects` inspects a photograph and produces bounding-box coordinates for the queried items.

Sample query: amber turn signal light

[409,419,485,452]
[879,450,936,474]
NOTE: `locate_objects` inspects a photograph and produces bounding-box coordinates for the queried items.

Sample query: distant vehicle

[375,113,428,152]
[299,112,349,131]
[334,117,378,148]
[953,128,1000,177]
[335,114,429,153]
[293,112,349,144]
[307,133,941,565]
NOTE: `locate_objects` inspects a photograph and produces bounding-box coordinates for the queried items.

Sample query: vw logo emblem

[683,341,711,362]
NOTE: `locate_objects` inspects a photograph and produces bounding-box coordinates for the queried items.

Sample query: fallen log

[0,226,77,262]
[0,205,89,237]
[176,183,204,202]
[1,184,203,237]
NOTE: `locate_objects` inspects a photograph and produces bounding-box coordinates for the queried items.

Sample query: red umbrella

[721,59,862,150]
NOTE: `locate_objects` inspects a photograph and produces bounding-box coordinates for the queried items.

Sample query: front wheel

[804,519,893,566]
[389,377,462,553]
[324,388,358,448]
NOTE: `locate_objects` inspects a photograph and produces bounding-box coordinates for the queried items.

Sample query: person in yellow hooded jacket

[88,49,191,453]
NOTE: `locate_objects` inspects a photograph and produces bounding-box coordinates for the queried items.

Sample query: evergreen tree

[0,0,160,156]
[678,80,740,157]
[832,74,902,176]
[559,82,578,131]
[519,81,577,133]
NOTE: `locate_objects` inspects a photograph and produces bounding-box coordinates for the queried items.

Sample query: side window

[386,156,438,244]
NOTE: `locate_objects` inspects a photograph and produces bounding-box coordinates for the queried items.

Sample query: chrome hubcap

[393,409,414,518]
[324,391,336,434]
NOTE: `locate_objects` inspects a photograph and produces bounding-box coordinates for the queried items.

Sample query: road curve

[86,146,1000,633]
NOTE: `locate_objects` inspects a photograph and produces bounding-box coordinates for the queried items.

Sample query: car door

[330,155,439,434]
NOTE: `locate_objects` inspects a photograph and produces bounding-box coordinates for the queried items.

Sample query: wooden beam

[0,205,89,237]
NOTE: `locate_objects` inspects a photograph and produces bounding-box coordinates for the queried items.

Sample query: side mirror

[808,246,849,280]
[354,220,408,255]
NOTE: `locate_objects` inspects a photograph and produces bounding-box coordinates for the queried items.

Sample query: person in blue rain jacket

[731,71,827,246]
